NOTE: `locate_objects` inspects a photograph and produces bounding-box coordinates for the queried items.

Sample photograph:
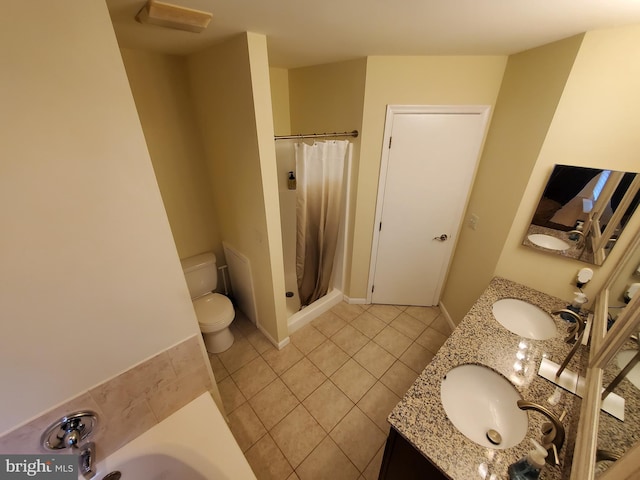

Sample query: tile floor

[208,302,451,480]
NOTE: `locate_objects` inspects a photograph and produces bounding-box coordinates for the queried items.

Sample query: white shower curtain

[295,140,348,307]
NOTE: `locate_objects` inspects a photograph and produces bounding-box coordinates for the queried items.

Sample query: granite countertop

[388,277,588,480]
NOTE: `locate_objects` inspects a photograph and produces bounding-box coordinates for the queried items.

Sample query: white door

[369,105,489,306]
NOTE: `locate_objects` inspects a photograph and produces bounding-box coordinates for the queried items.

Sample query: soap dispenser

[560,292,588,322]
[287,171,296,190]
[508,439,548,479]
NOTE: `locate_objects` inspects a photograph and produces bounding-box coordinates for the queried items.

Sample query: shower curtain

[295,140,348,307]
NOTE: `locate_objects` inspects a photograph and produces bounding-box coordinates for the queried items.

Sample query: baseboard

[438,301,457,333]
[257,323,290,350]
[344,296,367,305]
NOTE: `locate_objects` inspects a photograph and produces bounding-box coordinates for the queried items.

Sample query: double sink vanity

[381,277,586,479]
[378,164,640,479]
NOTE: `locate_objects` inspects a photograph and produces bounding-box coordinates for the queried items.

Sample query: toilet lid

[193,293,235,329]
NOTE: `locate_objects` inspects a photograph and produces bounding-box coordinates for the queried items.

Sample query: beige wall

[187,33,288,343]
[495,25,640,305]
[0,1,201,434]
[350,56,508,299]
[269,67,291,136]
[441,36,584,322]
[120,49,222,261]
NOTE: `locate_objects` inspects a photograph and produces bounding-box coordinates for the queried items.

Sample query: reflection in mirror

[523,165,640,266]
[596,332,640,476]
[592,235,640,476]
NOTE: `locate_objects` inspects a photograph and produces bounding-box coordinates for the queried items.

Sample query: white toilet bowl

[181,252,237,354]
[193,292,235,353]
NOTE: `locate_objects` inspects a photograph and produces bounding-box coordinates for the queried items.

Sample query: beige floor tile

[303,380,354,432]
[404,305,441,325]
[350,312,386,339]
[249,378,299,430]
[400,342,435,374]
[271,405,327,468]
[312,311,348,337]
[331,359,376,403]
[245,433,293,480]
[415,327,449,354]
[331,324,369,356]
[372,326,412,358]
[290,325,326,355]
[231,356,277,399]
[330,302,366,322]
[281,358,327,401]
[430,314,453,335]
[246,328,274,354]
[287,473,300,480]
[296,436,359,480]
[234,312,258,337]
[330,407,386,471]
[217,376,246,414]
[367,305,403,323]
[380,360,419,398]
[389,313,427,339]
[217,337,260,373]
[357,382,400,432]
[208,354,229,382]
[227,402,267,452]
[353,342,395,378]
[262,343,305,375]
[362,445,385,480]
[307,340,349,376]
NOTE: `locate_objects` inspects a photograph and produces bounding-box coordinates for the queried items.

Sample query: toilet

[181,252,235,353]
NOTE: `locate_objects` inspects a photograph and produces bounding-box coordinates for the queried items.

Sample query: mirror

[524,165,640,266]
[570,227,640,480]
[594,242,640,476]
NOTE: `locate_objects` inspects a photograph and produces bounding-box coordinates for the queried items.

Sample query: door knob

[433,234,448,241]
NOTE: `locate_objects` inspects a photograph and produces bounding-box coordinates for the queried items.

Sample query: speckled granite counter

[388,277,588,480]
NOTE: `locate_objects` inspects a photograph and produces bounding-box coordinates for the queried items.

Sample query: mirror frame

[570,228,640,479]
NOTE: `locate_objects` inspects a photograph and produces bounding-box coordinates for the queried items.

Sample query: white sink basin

[528,233,571,251]
[440,364,528,449]
[616,350,640,390]
[492,298,557,340]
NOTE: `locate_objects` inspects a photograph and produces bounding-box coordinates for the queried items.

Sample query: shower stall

[275,135,354,334]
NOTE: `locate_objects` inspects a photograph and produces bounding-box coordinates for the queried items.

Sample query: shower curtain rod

[274,130,359,141]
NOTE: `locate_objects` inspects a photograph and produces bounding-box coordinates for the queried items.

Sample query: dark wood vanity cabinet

[378,427,449,480]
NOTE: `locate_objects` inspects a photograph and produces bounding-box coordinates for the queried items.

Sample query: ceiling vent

[135,0,213,33]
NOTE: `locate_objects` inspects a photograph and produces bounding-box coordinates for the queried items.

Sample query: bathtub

[91,393,256,480]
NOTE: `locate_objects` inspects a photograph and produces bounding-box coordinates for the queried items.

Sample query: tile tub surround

[388,277,588,480]
[0,334,214,457]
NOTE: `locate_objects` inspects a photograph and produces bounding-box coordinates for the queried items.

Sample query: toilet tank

[181,253,218,299]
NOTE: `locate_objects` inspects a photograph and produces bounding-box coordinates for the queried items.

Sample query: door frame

[366,104,491,305]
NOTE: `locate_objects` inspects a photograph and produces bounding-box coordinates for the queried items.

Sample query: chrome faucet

[41,411,98,479]
[517,400,566,465]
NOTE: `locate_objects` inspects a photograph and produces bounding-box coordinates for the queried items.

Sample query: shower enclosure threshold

[287,288,344,334]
